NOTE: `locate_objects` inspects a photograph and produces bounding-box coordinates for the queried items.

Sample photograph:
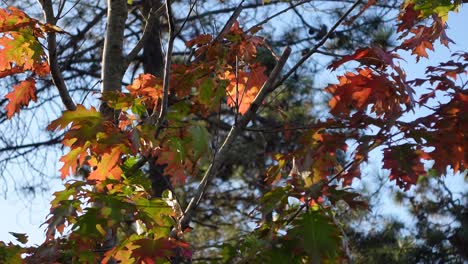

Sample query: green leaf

[199,78,214,105]
[259,186,290,215]
[0,242,24,264]
[286,210,342,261]
[189,125,210,158]
[73,207,106,238]
[408,0,457,21]
[8,233,28,244]
[167,101,190,121]
[131,98,147,117]
[47,104,101,131]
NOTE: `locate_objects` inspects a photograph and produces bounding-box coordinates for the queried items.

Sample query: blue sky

[0,4,467,246]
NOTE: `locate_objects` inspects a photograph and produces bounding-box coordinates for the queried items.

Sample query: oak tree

[0,0,466,263]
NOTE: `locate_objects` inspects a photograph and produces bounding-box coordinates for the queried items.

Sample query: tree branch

[38,0,76,111]
[126,4,166,64]
[147,0,175,136]
[275,0,362,88]
[173,46,291,237]
[213,0,244,42]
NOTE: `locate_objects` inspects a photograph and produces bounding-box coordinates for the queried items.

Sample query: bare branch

[213,0,244,42]
[0,136,62,152]
[38,0,76,111]
[147,0,175,136]
[126,4,166,64]
[275,0,362,88]
[246,0,310,32]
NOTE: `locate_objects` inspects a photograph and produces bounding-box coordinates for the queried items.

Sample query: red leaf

[419,91,467,174]
[397,3,420,32]
[328,46,400,71]
[185,34,212,48]
[383,144,429,190]
[398,16,454,62]
[4,78,36,118]
[327,68,405,117]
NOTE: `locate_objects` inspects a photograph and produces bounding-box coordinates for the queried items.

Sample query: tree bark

[99,1,128,260]
[100,0,128,120]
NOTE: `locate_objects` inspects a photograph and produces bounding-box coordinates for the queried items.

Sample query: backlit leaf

[4,78,36,118]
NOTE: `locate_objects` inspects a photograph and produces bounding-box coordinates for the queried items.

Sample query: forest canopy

[0,0,466,263]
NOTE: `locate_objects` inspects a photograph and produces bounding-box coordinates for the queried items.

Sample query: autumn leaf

[156,147,189,186]
[185,34,212,48]
[47,105,101,131]
[88,147,123,181]
[418,91,467,175]
[383,144,429,190]
[131,238,191,262]
[397,3,421,32]
[58,144,88,179]
[0,31,44,71]
[126,73,163,109]
[327,68,405,117]
[328,46,400,71]
[4,78,36,118]
[398,11,454,62]
[223,65,267,114]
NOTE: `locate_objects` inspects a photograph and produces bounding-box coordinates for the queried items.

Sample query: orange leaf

[58,145,87,179]
[224,65,267,114]
[4,78,36,118]
[88,147,123,181]
[126,73,163,108]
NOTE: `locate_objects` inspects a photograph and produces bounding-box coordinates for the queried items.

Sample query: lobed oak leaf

[383,144,430,190]
[327,68,405,117]
[399,16,453,62]
[0,7,39,33]
[328,46,400,71]
[47,105,101,131]
[224,65,268,114]
[4,78,36,118]
[0,31,44,71]
[126,73,163,109]
[58,145,88,179]
[397,3,421,32]
[131,238,191,262]
[88,147,123,181]
[421,91,467,174]
[185,34,212,48]
[156,149,190,186]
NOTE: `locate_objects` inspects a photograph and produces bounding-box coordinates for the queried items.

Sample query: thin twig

[274,0,362,88]
[173,0,198,38]
[213,0,244,42]
[39,0,77,111]
[246,0,309,32]
[148,1,174,130]
[126,4,166,64]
